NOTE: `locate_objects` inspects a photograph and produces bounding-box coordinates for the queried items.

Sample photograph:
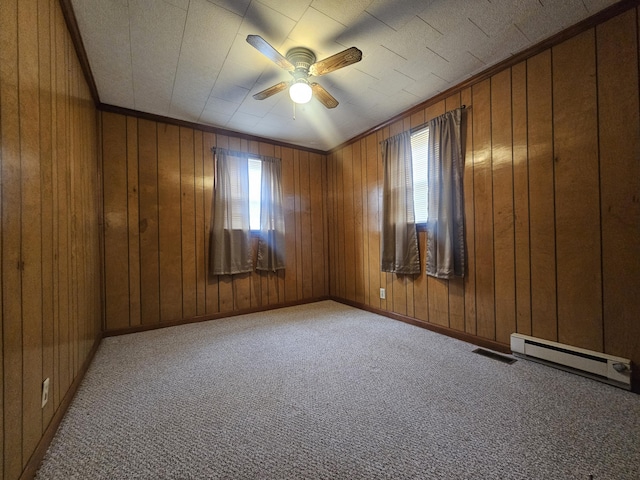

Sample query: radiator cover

[510,333,632,390]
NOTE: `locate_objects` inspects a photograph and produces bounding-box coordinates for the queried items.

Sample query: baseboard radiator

[510,334,632,390]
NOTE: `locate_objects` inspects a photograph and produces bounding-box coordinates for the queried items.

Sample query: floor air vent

[472,348,516,364]
[510,333,632,390]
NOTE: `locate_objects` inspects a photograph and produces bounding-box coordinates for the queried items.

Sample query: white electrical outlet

[41,378,50,408]
[380,288,386,299]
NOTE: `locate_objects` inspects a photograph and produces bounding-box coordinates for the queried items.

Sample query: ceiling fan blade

[309,47,363,76]
[310,83,339,109]
[253,81,289,100]
[246,35,295,72]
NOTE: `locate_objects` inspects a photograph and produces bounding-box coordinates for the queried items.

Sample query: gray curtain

[380,131,421,274]
[256,156,286,271]
[209,149,253,276]
[426,108,465,278]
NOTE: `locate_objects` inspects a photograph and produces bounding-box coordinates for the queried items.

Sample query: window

[248,158,262,230]
[410,127,429,223]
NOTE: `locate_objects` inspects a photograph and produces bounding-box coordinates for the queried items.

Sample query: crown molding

[98,103,328,156]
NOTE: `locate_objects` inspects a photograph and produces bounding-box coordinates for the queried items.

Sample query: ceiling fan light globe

[289,81,312,104]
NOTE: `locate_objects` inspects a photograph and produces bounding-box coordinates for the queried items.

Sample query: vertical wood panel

[336,149,347,298]
[71,73,83,365]
[322,154,330,296]
[126,117,141,326]
[341,146,355,301]
[338,149,343,301]
[51,7,61,411]
[360,139,370,305]
[326,152,333,297]
[597,9,640,362]
[511,61,531,336]
[352,141,365,304]
[57,14,71,399]
[299,151,313,299]
[69,52,79,379]
[461,87,476,335]
[327,152,336,297]
[527,50,557,342]
[310,153,326,298]
[157,124,183,322]
[180,127,197,318]
[1,0,23,474]
[331,150,338,298]
[491,69,516,345]
[293,150,304,300]
[553,30,602,351]
[335,150,342,300]
[102,113,129,330]
[472,80,495,340]
[194,130,206,315]
[138,119,161,324]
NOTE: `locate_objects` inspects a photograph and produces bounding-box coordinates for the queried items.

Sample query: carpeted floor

[36,301,640,479]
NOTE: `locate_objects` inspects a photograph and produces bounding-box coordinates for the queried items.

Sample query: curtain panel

[209,149,253,276]
[256,156,286,271]
[380,131,421,274]
[425,108,465,278]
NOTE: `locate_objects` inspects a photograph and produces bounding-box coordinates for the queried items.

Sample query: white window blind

[410,127,429,223]
[248,158,262,230]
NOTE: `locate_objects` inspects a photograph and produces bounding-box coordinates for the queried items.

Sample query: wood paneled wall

[0,1,102,479]
[327,7,640,370]
[101,112,329,332]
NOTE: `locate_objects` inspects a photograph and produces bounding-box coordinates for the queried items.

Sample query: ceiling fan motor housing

[286,47,316,80]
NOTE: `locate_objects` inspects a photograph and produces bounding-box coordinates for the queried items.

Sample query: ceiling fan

[246,35,363,109]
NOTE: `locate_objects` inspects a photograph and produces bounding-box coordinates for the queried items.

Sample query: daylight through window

[248,158,262,230]
[410,127,429,224]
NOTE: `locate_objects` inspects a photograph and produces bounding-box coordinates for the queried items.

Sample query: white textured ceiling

[71,0,619,151]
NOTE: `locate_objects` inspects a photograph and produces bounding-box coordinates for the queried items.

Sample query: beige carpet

[36,301,640,479]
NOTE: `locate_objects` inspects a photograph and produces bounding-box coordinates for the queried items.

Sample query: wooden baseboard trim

[331,297,511,354]
[19,335,103,480]
[103,296,332,337]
